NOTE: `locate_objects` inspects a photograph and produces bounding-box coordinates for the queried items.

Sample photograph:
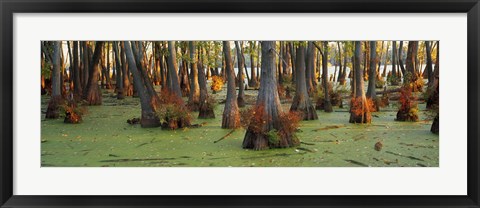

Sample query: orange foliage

[277,110,302,138]
[154,89,192,130]
[240,104,270,134]
[210,75,224,92]
[399,86,416,111]
[350,97,375,117]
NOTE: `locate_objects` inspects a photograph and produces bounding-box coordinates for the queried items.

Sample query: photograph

[40,40,439,167]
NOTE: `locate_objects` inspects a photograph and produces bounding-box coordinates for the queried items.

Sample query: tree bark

[243,41,299,150]
[166,41,183,97]
[398,41,406,78]
[322,41,333,112]
[113,41,124,99]
[188,41,201,111]
[425,41,434,88]
[350,41,372,123]
[198,44,215,119]
[123,41,160,127]
[305,42,316,94]
[366,41,379,110]
[221,41,241,128]
[235,41,246,107]
[336,42,343,83]
[84,41,104,105]
[73,41,82,96]
[290,42,318,120]
[45,41,62,119]
[249,41,259,88]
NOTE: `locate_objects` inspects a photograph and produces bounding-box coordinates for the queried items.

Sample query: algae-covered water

[41,87,439,167]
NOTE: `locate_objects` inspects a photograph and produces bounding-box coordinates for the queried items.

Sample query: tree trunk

[73,41,82,96]
[221,41,241,129]
[84,41,104,105]
[336,42,343,83]
[113,41,124,99]
[166,41,183,97]
[305,42,315,94]
[382,42,395,77]
[290,42,318,120]
[322,41,333,112]
[243,41,299,150]
[198,44,215,119]
[288,42,296,83]
[249,41,259,88]
[123,41,160,127]
[350,41,372,123]
[405,41,418,84]
[119,42,133,96]
[425,41,434,88]
[366,41,379,110]
[235,41,246,107]
[188,41,201,111]
[45,41,62,119]
[398,41,406,78]
[179,44,190,97]
[82,42,89,91]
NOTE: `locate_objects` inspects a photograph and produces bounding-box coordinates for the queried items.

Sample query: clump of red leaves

[62,98,86,124]
[350,97,375,117]
[399,86,415,112]
[277,110,302,139]
[154,89,192,130]
[240,104,270,134]
[241,104,301,141]
[396,85,419,122]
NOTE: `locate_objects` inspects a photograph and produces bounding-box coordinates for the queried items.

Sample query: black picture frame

[1,0,479,207]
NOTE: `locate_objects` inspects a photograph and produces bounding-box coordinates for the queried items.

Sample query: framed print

[1,0,479,207]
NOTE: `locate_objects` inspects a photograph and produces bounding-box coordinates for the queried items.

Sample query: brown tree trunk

[350,41,372,123]
[336,42,343,83]
[405,41,418,84]
[425,41,434,88]
[235,41,246,107]
[73,41,82,96]
[166,41,183,97]
[45,41,62,119]
[249,41,259,88]
[119,42,133,96]
[290,42,318,120]
[398,41,406,78]
[243,41,299,150]
[366,41,379,111]
[221,41,241,128]
[84,41,104,105]
[113,41,124,99]
[322,41,333,112]
[198,44,215,119]
[123,41,160,128]
[188,41,201,111]
[305,42,316,94]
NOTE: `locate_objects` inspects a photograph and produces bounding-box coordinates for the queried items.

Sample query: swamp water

[41,85,438,167]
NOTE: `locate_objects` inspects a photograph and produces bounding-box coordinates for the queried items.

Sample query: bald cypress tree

[45,41,62,119]
[243,41,299,150]
[290,42,318,120]
[123,41,160,128]
[188,41,201,111]
[322,41,333,112]
[350,41,371,123]
[84,41,104,105]
[235,41,246,107]
[166,41,182,97]
[221,41,240,128]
